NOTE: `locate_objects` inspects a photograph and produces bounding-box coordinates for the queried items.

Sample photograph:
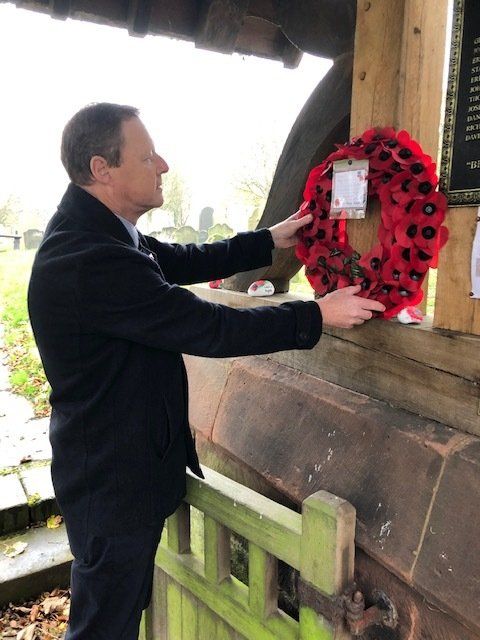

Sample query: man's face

[109,117,169,217]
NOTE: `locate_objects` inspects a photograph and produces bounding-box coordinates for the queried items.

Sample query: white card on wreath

[330,158,369,220]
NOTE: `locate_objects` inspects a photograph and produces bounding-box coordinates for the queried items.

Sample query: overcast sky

[0,3,331,231]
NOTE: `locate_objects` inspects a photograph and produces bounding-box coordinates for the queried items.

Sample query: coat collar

[58,183,136,247]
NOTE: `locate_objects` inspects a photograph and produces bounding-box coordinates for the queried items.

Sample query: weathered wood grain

[434,207,480,335]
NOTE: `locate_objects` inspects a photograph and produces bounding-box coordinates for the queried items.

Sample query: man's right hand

[316,285,386,329]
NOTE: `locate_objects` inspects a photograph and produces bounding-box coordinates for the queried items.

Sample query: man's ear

[89,156,111,185]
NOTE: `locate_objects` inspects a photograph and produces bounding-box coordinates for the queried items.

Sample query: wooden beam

[195,0,249,54]
[188,285,480,436]
[50,0,70,20]
[434,207,480,335]
[127,0,154,36]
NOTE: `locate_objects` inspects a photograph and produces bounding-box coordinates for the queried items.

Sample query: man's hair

[61,102,139,185]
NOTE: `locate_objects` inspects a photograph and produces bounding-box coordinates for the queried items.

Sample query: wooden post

[168,502,191,554]
[204,515,231,584]
[434,209,480,334]
[348,0,449,312]
[248,542,278,620]
[299,491,356,640]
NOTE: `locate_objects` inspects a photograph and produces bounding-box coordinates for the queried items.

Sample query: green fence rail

[140,466,356,639]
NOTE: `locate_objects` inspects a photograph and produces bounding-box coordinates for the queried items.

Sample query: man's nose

[155,154,169,174]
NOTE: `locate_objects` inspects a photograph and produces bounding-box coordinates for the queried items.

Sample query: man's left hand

[269,210,313,249]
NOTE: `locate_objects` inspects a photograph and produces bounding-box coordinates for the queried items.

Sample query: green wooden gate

[140,466,355,639]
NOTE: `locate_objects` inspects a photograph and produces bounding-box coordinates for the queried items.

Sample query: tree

[161,169,191,228]
[231,137,283,229]
[0,196,21,231]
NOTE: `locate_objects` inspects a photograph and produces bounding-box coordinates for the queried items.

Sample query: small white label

[330,159,369,219]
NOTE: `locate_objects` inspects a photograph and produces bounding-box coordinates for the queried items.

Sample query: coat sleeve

[145,228,275,285]
[77,245,322,358]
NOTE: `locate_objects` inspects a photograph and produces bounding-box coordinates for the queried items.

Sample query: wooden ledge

[189,284,480,436]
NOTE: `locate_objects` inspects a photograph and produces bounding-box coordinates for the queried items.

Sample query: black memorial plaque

[441,0,480,206]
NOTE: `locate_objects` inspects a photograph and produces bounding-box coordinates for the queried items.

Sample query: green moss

[27,492,41,507]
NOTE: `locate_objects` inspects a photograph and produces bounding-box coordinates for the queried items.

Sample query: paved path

[0,325,51,471]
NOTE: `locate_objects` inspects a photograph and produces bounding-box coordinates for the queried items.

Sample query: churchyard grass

[0,249,50,416]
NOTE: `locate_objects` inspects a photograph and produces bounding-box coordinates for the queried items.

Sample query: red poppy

[391,130,424,165]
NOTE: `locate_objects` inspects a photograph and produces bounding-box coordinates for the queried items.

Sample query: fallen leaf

[16,623,36,640]
[46,515,63,529]
[41,595,67,615]
[3,541,28,558]
[29,604,40,622]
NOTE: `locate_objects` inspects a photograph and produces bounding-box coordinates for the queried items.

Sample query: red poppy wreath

[295,127,449,319]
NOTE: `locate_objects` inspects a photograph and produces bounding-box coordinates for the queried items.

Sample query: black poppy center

[361,278,371,290]
[402,248,411,261]
[309,199,316,211]
[320,209,328,220]
[411,163,424,175]
[365,143,377,154]
[423,203,436,215]
[381,284,392,293]
[370,257,381,270]
[399,148,412,159]
[382,173,393,184]
[419,181,432,194]
[406,224,417,238]
[316,229,326,240]
[321,274,329,285]
[418,249,431,261]
[401,179,412,192]
[379,150,391,162]
[422,226,436,240]
[392,270,400,280]
[409,269,422,281]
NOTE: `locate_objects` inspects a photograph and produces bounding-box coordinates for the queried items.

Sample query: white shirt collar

[113,213,139,248]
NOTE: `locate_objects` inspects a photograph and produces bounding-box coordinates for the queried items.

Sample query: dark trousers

[65,520,165,640]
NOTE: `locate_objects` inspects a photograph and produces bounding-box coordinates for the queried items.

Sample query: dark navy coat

[27,184,322,558]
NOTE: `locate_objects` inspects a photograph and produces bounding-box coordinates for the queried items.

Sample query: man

[28,102,384,639]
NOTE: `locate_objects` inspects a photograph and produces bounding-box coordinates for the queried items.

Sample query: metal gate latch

[344,589,398,636]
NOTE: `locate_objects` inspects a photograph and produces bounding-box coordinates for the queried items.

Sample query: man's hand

[269,211,313,249]
[316,285,386,329]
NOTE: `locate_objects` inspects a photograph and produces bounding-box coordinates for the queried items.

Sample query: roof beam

[195,0,249,54]
[127,0,154,37]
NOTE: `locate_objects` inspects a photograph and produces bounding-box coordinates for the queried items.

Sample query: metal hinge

[298,579,398,636]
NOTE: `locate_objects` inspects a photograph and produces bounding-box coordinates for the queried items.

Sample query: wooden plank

[145,566,167,639]
[188,286,480,434]
[248,543,278,620]
[269,333,480,437]
[187,285,480,380]
[185,467,302,570]
[166,579,183,639]
[434,206,480,335]
[168,502,191,554]
[204,515,231,584]
[300,491,355,596]
[299,606,336,640]
[181,587,198,640]
[198,603,218,640]
[156,545,298,640]
[347,0,406,258]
